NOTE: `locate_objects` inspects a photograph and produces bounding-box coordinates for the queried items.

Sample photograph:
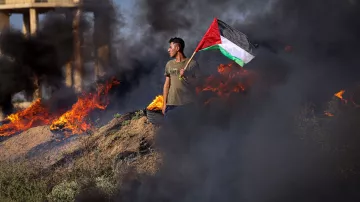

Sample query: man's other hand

[162,104,166,115]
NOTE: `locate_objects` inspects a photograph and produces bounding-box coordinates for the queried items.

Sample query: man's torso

[165,58,199,106]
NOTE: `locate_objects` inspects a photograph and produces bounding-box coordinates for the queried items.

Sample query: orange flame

[147,95,163,111]
[326,89,355,117]
[334,89,348,105]
[0,99,55,136]
[196,63,254,103]
[0,79,120,137]
[335,90,345,100]
[50,78,119,134]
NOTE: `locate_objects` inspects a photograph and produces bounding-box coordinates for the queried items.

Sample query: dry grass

[0,162,49,202]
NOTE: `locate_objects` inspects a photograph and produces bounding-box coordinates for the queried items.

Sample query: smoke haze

[0,13,82,115]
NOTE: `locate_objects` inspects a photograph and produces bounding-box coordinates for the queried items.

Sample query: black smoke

[0,10,88,116]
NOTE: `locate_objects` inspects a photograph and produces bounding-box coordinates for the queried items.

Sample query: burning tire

[146,109,163,125]
[146,95,164,125]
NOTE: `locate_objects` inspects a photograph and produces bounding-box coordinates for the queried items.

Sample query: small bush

[47,180,80,202]
[132,110,145,120]
[95,175,117,196]
[114,113,121,118]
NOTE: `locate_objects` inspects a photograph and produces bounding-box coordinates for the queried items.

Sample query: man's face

[168,42,179,58]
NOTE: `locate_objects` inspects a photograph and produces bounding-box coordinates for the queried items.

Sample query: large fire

[0,99,55,136]
[50,79,120,134]
[196,63,254,104]
[0,79,119,137]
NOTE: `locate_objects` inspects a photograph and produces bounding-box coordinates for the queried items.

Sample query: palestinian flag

[195,18,255,66]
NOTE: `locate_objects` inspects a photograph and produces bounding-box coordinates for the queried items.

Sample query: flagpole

[179,51,196,80]
[183,51,197,70]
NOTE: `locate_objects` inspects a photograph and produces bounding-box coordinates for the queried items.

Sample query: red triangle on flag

[195,18,222,52]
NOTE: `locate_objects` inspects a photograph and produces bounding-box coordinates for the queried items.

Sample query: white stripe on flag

[220,36,255,64]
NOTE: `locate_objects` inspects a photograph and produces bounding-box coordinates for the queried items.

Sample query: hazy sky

[9,0,131,29]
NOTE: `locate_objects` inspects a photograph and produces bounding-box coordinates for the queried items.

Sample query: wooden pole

[179,51,197,81]
[183,51,197,70]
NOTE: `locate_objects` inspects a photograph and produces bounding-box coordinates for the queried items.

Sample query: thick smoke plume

[76,0,360,201]
[0,11,88,115]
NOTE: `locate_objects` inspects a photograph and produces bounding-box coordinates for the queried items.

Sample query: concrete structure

[0,0,111,98]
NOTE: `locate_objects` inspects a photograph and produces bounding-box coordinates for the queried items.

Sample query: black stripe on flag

[217,19,253,53]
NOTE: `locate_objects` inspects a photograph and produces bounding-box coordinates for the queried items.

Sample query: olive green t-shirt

[164,58,201,106]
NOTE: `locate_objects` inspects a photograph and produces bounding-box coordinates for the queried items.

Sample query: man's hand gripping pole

[179,51,197,81]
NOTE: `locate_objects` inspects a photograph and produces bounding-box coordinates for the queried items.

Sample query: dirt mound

[0,110,160,173]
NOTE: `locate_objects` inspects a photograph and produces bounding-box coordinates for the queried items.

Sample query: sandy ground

[0,126,53,161]
[0,113,160,173]
[0,125,85,166]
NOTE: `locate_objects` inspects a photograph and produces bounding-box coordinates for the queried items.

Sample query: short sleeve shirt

[164,58,200,106]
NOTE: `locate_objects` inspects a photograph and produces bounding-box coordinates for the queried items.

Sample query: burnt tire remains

[146,109,163,125]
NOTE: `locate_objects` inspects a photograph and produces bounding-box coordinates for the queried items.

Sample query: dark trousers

[164,103,194,121]
[164,105,178,119]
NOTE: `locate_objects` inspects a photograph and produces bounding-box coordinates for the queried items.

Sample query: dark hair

[169,37,185,52]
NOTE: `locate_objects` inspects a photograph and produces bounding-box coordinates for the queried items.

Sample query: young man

[162,37,201,116]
